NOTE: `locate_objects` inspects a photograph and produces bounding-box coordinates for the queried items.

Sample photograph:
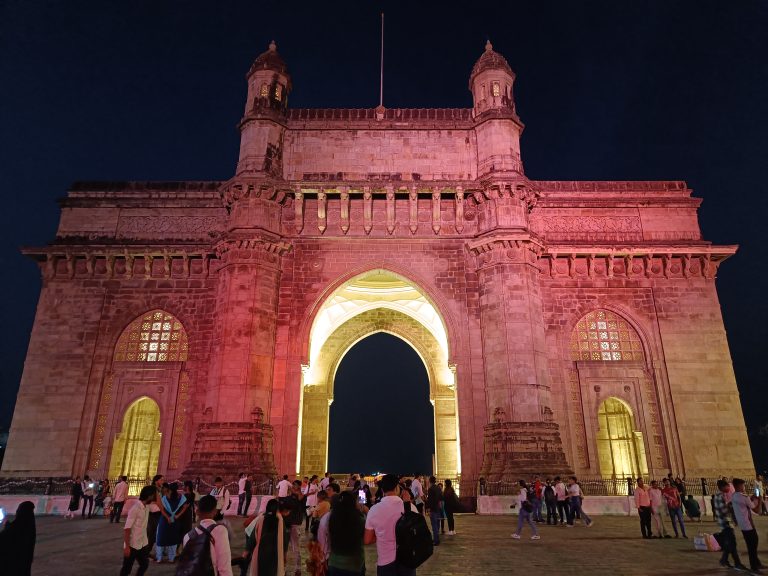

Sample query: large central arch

[298,270,460,478]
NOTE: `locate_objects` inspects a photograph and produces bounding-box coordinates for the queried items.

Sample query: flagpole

[379,12,384,107]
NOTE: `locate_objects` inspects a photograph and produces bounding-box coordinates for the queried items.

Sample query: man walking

[210,477,231,521]
[713,478,748,571]
[365,474,419,576]
[277,474,292,499]
[111,476,129,523]
[634,478,653,539]
[566,476,593,527]
[120,485,157,576]
[732,478,763,573]
[425,476,444,546]
[411,475,425,514]
[182,494,233,576]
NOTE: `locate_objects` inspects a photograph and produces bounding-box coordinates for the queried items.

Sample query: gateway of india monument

[2,40,754,485]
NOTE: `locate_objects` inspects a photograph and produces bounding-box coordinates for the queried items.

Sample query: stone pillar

[469,194,571,480]
[184,225,290,481]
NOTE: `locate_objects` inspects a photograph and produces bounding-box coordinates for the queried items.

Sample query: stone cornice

[541,244,737,280]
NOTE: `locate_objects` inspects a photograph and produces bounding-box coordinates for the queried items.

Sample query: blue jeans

[377,562,415,576]
[515,508,539,536]
[567,496,591,525]
[429,511,441,544]
[668,506,686,537]
[532,497,543,522]
[155,544,176,562]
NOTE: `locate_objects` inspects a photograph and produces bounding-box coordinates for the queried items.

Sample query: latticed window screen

[570,310,644,361]
[114,310,188,362]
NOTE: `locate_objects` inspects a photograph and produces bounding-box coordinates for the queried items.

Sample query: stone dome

[248,40,289,77]
[469,40,514,88]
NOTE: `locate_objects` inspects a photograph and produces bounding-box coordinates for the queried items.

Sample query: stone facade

[2,40,754,483]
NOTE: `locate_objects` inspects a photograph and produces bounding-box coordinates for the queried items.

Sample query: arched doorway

[328,332,434,474]
[298,270,459,478]
[108,397,162,479]
[596,397,648,479]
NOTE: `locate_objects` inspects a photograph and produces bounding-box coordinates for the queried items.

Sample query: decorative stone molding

[542,246,737,280]
[467,233,545,267]
[117,215,224,239]
[213,236,292,264]
[540,215,641,234]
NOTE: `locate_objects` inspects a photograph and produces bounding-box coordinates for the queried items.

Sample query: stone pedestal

[480,419,572,481]
[183,421,277,482]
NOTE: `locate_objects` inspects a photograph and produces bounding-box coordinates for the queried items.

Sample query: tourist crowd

[0,470,766,575]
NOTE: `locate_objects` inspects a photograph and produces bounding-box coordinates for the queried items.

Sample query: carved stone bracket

[467,233,545,268]
[541,246,736,280]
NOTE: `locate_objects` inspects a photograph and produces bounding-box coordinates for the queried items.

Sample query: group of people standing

[511,476,594,540]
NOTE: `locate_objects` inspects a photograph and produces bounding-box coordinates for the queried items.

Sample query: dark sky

[0,1,766,470]
[329,333,434,475]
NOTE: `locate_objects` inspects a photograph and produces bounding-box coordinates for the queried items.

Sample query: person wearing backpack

[511,480,539,541]
[365,474,430,576]
[178,494,233,576]
[119,485,157,576]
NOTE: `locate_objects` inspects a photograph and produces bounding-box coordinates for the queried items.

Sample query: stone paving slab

[19,514,768,575]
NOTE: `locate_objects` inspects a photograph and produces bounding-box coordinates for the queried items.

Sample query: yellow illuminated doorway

[596,397,648,479]
[108,397,161,480]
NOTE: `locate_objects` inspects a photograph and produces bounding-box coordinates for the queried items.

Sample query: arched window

[108,397,161,481]
[570,309,644,361]
[596,397,648,479]
[260,83,268,97]
[114,310,188,362]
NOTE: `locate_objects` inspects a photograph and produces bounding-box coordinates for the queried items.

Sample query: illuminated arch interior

[108,396,162,482]
[307,270,450,383]
[114,309,188,362]
[596,397,648,479]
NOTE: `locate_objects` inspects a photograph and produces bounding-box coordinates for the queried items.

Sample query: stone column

[469,193,571,480]
[184,185,290,481]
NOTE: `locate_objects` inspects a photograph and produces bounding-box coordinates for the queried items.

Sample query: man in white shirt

[649,480,670,538]
[320,472,330,491]
[277,474,292,498]
[411,476,424,514]
[182,494,233,576]
[566,476,593,527]
[237,473,248,517]
[210,477,231,521]
[119,485,156,576]
[365,474,418,576]
[553,476,569,526]
[111,476,129,523]
[732,478,763,573]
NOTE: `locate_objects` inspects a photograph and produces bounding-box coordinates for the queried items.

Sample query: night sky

[0,2,766,471]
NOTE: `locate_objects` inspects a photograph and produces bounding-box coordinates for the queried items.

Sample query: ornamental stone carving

[117,215,224,238]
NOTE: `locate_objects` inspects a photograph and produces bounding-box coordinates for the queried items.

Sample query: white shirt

[277,479,292,498]
[113,481,129,503]
[567,483,582,498]
[238,477,247,496]
[519,487,528,505]
[317,510,331,560]
[365,496,418,566]
[649,487,664,508]
[411,478,423,500]
[183,520,233,576]
[320,477,330,490]
[306,482,319,507]
[124,500,148,550]
[732,492,756,531]
[210,487,230,511]
[554,482,567,501]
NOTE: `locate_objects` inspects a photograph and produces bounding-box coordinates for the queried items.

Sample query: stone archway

[298,270,459,478]
[108,396,162,479]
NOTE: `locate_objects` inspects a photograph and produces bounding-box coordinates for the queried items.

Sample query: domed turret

[469,40,516,116]
[244,41,292,115]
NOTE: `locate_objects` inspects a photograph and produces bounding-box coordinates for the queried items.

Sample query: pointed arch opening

[596,397,648,479]
[108,397,162,481]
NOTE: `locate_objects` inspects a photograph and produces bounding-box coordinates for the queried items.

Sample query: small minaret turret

[469,40,525,177]
[236,41,291,176]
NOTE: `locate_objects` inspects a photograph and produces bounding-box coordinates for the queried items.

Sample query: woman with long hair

[326,490,365,576]
[246,498,291,576]
[0,500,36,575]
[443,479,461,535]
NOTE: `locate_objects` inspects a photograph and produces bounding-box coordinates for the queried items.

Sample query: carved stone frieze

[540,215,641,233]
[117,215,224,239]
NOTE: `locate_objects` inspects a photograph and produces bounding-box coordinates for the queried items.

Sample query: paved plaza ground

[20,513,768,575]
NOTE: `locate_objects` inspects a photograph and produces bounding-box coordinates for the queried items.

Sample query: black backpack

[395,501,434,569]
[176,524,216,576]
